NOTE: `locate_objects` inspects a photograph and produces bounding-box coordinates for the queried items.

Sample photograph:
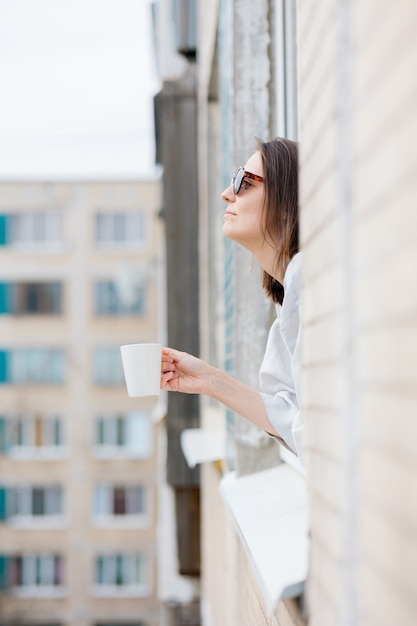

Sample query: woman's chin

[222,221,237,240]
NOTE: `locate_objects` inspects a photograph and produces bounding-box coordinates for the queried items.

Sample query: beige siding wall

[299,0,417,625]
[298,1,345,624]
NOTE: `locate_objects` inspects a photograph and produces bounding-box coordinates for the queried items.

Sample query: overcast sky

[0,0,159,179]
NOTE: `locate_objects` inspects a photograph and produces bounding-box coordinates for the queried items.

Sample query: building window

[93,347,125,385]
[7,212,63,246]
[8,486,63,518]
[94,485,146,518]
[94,554,147,592]
[95,280,145,315]
[95,213,145,246]
[15,282,62,314]
[9,554,64,588]
[95,412,151,458]
[0,414,66,461]
[0,349,65,384]
[7,414,64,450]
[0,281,63,315]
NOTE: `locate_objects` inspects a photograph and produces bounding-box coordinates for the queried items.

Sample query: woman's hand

[161,347,281,438]
[161,347,212,394]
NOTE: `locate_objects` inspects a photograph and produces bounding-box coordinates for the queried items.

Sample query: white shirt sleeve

[259,253,303,462]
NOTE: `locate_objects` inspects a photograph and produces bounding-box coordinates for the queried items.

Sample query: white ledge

[180,428,226,468]
[219,464,308,614]
[91,583,150,598]
[12,586,67,598]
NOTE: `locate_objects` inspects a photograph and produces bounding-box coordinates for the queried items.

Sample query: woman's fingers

[160,368,180,392]
[161,360,175,373]
[161,348,179,387]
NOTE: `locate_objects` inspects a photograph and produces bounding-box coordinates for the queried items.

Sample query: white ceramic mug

[120,343,161,397]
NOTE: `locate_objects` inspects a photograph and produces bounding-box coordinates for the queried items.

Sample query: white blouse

[259,252,303,463]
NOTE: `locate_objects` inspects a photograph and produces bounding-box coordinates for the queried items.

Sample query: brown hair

[257,137,299,304]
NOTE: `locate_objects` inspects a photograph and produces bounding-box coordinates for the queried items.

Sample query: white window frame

[8,413,67,460]
[92,553,150,597]
[10,349,65,384]
[9,485,65,528]
[94,411,152,459]
[93,484,149,528]
[95,212,146,249]
[12,554,66,598]
[95,279,146,316]
[10,212,64,248]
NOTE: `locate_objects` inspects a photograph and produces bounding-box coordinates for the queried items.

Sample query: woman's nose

[221,183,235,203]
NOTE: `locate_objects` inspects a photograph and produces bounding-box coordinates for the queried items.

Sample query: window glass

[113,215,126,242]
[95,485,111,516]
[41,554,54,586]
[22,555,35,586]
[95,213,145,245]
[94,485,145,517]
[95,412,151,457]
[10,486,62,517]
[126,213,145,242]
[95,280,145,315]
[45,486,62,515]
[32,488,44,516]
[93,348,125,385]
[10,212,63,245]
[95,554,144,586]
[24,555,61,586]
[14,282,62,315]
[51,417,63,446]
[126,486,145,515]
[9,350,65,384]
[8,414,64,449]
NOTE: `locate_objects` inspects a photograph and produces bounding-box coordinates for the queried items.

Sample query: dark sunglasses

[231,166,264,195]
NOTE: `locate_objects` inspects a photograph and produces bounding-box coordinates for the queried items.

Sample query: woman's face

[221,151,265,252]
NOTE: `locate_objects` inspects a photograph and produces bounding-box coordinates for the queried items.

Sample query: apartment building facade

[0,180,162,626]
[155,0,417,625]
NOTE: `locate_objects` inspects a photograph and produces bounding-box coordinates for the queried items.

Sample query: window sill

[8,243,67,254]
[95,243,148,253]
[12,586,66,598]
[8,447,68,461]
[93,447,150,460]
[219,463,308,615]
[91,584,150,598]
[93,515,150,529]
[8,516,67,529]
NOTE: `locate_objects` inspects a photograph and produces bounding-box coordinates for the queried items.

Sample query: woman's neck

[253,242,286,284]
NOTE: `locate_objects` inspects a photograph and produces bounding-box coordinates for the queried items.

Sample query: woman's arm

[161,347,280,437]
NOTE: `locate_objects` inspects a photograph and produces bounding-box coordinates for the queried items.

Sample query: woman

[161,137,303,462]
